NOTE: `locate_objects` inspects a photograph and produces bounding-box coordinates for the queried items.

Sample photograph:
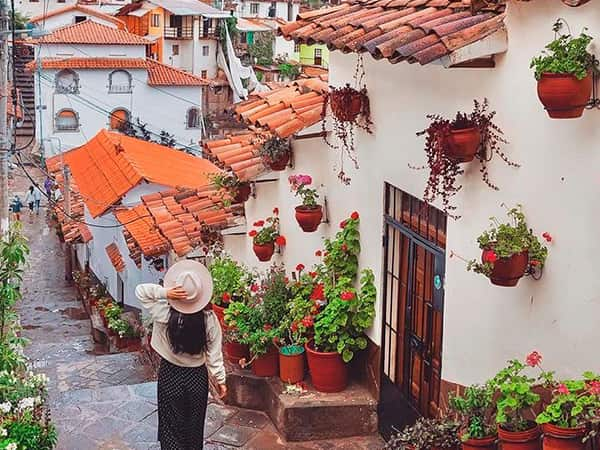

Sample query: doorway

[378,184,447,439]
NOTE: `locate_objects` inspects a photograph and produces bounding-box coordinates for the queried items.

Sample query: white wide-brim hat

[163,260,213,314]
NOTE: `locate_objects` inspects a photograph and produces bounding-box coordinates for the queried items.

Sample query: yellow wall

[292,43,329,68]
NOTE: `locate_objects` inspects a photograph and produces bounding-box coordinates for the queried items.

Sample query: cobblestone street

[11,170,384,450]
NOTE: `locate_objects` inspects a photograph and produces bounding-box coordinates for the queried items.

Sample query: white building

[17,0,127,23]
[207,0,600,438]
[28,4,126,32]
[30,20,208,154]
[235,0,299,22]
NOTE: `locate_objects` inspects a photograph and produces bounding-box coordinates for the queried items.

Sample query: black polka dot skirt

[157,358,209,450]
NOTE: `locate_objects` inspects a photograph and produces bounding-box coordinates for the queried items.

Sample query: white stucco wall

[238,1,298,21]
[40,43,146,59]
[35,63,203,153]
[35,12,119,32]
[223,0,600,386]
[274,36,294,61]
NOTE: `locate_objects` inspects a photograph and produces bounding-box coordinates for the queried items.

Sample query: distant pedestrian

[136,260,226,450]
[33,186,42,215]
[25,186,35,215]
[10,195,23,222]
[44,177,53,202]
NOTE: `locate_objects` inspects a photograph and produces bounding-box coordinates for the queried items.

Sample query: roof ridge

[30,4,127,28]
[38,19,149,45]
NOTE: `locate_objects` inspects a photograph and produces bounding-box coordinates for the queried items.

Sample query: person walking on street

[136,260,226,450]
[33,186,43,215]
[24,186,35,221]
[44,177,53,202]
[10,195,23,222]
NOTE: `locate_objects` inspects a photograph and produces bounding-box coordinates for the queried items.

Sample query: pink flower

[275,235,287,246]
[483,250,498,264]
[341,291,355,301]
[557,384,570,395]
[296,263,305,272]
[525,351,542,367]
[588,381,600,396]
[351,211,359,220]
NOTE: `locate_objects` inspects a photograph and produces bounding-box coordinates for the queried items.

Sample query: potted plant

[308,212,377,392]
[413,99,517,219]
[531,20,595,119]
[108,317,141,351]
[209,172,251,204]
[536,372,600,449]
[103,302,123,334]
[259,136,291,171]
[467,205,548,287]
[491,352,554,450]
[288,174,322,232]
[385,417,461,450]
[449,383,497,450]
[248,210,286,262]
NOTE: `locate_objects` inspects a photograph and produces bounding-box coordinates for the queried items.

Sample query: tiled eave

[203,131,269,181]
[278,0,508,66]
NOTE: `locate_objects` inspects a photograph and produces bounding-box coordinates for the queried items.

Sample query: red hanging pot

[483,249,529,287]
[233,182,252,203]
[305,340,348,393]
[330,87,363,123]
[267,152,290,171]
[253,241,275,262]
[446,126,481,163]
[461,435,497,450]
[279,346,305,384]
[251,347,279,377]
[498,424,541,450]
[541,424,587,450]
[537,72,592,119]
[295,205,323,233]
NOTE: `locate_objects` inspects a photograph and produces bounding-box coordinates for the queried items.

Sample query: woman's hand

[167,287,188,301]
[217,384,228,399]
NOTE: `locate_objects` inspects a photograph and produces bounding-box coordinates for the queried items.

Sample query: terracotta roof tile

[203,131,267,180]
[60,129,222,218]
[37,20,150,45]
[106,243,126,272]
[145,60,209,86]
[114,205,169,265]
[279,0,507,65]
[30,4,127,29]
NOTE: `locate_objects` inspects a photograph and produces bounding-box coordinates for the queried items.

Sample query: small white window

[250,3,259,14]
[202,45,209,56]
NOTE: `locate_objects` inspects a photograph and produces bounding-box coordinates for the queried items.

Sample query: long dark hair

[167,308,208,355]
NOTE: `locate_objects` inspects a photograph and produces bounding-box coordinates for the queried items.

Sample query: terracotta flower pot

[330,88,363,122]
[305,340,348,393]
[461,435,497,450]
[267,152,290,171]
[225,341,250,364]
[498,424,541,450]
[253,242,275,262]
[115,336,140,350]
[212,303,227,328]
[233,183,252,203]
[251,347,279,377]
[541,424,587,450]
[446,126,481,163]
[279,346,305,384]
[483,249,529,287]
[295,205,323,232]
[537,72,592,119]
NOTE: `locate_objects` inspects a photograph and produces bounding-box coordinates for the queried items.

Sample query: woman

[24,186,35,217]
[136,260,227,450]
[10,195,22,222]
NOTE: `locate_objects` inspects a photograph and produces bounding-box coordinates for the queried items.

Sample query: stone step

[227,367,379,441]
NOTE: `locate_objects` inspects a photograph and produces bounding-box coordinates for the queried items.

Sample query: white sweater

[135,284,226,384]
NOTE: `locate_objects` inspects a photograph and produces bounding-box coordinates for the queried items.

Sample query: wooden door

[378,185,446,439]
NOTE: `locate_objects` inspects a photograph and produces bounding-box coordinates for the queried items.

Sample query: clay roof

[203,131,268,181]
[45,155,93,244]
[27,58,209,86]
[234,78,328,138]
[278,0,507,65]
[106,243,126,272]
[60,129,222,218]
[30,4,127,29]
[37,20,150,45]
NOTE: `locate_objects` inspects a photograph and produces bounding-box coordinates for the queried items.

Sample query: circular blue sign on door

[434,275,442,290]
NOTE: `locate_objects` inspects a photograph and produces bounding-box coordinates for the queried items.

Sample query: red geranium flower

[483,250,498,264]
[525,351,542,367]
[264,324,272,331]
[530,260,540,267]
[275,235,287,246]
[588,381,600,395]
[250,284,259,292]
[253,220,265,227]
[290,322,298,333]
[248,230,257,237]
[315,250,322,257]
[301,315,314,328]
[296,263,305,272]
[273,207,279,215]
[542,232,552,243]
[310,283,324,301]
[308,271,317,278]
[557,384,569,395]
[284,277,289,284]
[341,291,355,301]
[272,336,280,345]
[351,211,359,220]
[222,292,231,302]
[341,243,348,252]
[340,220,347,229]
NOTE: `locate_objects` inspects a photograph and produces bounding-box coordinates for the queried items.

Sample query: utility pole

[63,164,73,284]
[0,0,9,235]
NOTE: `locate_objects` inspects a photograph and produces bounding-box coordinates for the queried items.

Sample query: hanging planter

[210,172,251,204]
[289,174,322,232]
[531,20,595,119]
[305,340,348,393]
[412,99,518,219]
[234,182,252,203]
[259,136,291,171]
[467,205,548,287]
[321,56,373,185]
[248,209,285,262]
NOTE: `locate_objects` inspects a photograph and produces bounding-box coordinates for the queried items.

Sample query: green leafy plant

[536,372,600,430]
[385,417,460,450]
[248,32,274,65]
[208,172,246,206]
[108,317,139,339]
[531,20,595,80]
[279,273,320,348]
[103,303,123,322]
[248,212,284,246]
[288,174,319,208]
[449,383,496,441]
[277,62,301,80]
[258,136,290,165]
[208,254,250,307]
[467,205,548,277]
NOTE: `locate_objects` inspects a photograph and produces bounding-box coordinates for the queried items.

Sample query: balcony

[108,84,132,94]
[164,26,193,39]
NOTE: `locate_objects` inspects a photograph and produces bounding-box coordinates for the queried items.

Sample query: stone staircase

[13,44,35,143]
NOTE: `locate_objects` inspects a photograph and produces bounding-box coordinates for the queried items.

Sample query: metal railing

[164,26,193,39]
[108,84,132,94]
